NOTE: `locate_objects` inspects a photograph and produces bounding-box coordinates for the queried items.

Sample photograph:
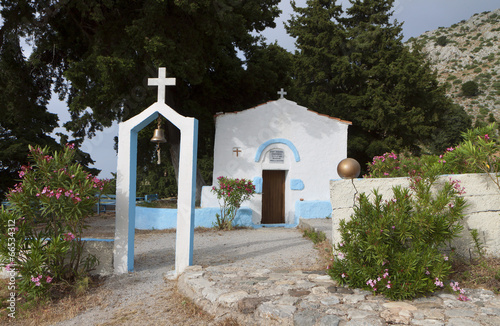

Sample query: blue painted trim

[252,223,298,229]
[81,238,114,242]
[253,177,263,194]
[254,138,300,162]
[290,179,304,190]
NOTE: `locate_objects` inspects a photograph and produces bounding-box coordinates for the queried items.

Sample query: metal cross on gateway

[277,88,287,99]
[148,67,176,103]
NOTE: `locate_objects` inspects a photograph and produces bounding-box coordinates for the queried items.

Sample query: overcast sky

[45,0,499,179]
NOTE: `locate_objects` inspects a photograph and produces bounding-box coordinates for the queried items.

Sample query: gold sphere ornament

[337,158,361,179]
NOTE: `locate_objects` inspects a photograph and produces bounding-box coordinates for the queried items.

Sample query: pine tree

[287,0,471,166]
[0,29,60,198]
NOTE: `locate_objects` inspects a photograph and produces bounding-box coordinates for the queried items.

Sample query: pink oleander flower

[46,276,53,283]
[338,253,345,260]
[5,262,14,271]
[484,134,490,140]
[64,232,76,241]
[458,294,470,301]
[341,273,346,278]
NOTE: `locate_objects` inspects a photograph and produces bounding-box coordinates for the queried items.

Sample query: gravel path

[52,228,321,326]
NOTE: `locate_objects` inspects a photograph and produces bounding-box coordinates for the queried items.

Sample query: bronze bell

[150,128,167,143]
[151,117,166,165]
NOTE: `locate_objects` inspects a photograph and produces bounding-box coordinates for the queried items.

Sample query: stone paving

[175,265,500,326]
[173,220,500,325]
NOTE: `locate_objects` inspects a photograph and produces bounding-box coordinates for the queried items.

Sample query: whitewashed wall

[202,99,350,225]
[330,174,500,258]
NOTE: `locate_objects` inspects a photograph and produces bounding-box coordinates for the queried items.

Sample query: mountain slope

[408,8,500,125]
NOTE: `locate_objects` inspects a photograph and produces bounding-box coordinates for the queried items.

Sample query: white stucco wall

[330,174,500,258]
[202,99,350,225]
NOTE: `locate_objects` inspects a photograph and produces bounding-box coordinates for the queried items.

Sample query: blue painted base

[135,206,253,229]
[135,201,332,230]
[253,223,297,228]
[81,238,114,242]
[294,200,332,224]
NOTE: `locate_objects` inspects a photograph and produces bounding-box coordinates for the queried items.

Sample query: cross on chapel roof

[277,88,287,99]
[148,67,176,103]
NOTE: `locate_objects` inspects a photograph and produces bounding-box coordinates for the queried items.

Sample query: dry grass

[451,257,500,293]
[1,276,241,326]
[0,276,109,325]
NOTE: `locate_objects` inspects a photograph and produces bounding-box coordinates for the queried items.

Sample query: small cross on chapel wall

[233,147,242,157]
[277,88,287,99]
[148,67,176,103]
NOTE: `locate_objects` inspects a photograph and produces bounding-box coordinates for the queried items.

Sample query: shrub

[366,124,499,179]
[452,123,500,191]
[366,152,442,179]
[0,145,109,301]
[461,81,479,97]
[328,176,467,300]
[211,176,255,230]
[436,36,449,46]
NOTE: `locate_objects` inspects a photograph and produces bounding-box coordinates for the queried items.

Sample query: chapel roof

[214,99,352,125]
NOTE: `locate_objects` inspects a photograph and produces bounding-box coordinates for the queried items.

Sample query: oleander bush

[327,175,467,300]
[367,123,499,188]
[211,176,255,230]
[0,145,109,301]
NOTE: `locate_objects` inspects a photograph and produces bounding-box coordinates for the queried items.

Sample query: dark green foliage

[0,28,60,199]
[136,124,177,198]
[428,104,472,153]
[436,36,449,46]
[286,0,470,166]
[461,81,480,97]
[0,0,291,196]
[328,176,466,300]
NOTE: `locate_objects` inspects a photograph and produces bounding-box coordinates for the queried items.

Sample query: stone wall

[330,174,500,258]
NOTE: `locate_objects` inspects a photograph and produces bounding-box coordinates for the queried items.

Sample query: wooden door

[262,170,286,224]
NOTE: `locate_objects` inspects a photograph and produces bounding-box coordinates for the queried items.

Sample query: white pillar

[175,119,198,274]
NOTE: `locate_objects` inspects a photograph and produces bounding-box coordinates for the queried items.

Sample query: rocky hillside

[408,8,500,125]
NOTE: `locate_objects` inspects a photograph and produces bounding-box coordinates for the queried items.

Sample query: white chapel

[201,92,351,226]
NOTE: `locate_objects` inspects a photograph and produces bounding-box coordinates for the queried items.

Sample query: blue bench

[95,194,158,214]
[96,194,116,214]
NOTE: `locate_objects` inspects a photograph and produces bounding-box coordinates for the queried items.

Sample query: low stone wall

[135,206,253,229]
[330,174,500,258]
